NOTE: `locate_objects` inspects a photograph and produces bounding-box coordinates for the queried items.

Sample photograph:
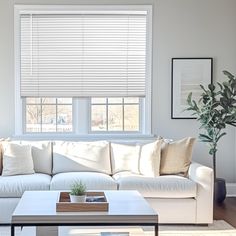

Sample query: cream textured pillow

[2,143,35,176]
[111,142,140,174]
[160,137,196,177]
[139,139,163,177]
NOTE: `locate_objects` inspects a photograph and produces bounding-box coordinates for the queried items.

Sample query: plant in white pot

[186,70,236,203]
[70,181,87,203]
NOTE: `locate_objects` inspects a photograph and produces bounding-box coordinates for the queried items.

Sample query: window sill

[12,133,156,141]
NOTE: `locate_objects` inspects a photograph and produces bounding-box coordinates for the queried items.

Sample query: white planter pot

[69,194,86,203]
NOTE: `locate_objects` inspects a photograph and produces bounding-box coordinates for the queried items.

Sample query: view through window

[91,97,140,132]
[25,98,73,133]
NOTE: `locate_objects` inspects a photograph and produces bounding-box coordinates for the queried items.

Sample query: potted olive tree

[186,70,236,202]
[70,181,87,203]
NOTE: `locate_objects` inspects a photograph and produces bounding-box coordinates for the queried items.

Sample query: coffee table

[11,190,158,236]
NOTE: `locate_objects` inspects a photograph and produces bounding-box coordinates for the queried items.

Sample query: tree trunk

[213,151,216,183]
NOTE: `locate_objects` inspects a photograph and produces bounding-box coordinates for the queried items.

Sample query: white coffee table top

[12,190,158,225]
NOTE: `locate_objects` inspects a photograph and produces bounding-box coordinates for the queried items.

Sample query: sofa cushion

[160,137,196,177]
[113,172,197,198]
[111,142,140,174]
[51,172,117,190]
[0,173,51,197]
[139,139,163,177]
[2,143,35,176]
[20,141,52,175]
[53,141,111,175]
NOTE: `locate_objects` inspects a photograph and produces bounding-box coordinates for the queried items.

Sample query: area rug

[0,220,235,236]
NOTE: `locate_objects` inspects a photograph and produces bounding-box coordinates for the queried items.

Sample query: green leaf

[216,132,226,142]
[223,70,234,80]
[208,84,215,91]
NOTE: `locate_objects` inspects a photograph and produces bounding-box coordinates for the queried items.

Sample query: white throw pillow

[53,141,111,175]
[2,143,35,176]
[139,139,163,177]
[20,141,52,175]
[111,142,140,174]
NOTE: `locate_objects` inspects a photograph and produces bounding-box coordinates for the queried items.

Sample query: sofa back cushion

[53,141,111,175]
[111,142,140,174]
[20,141,52,175]
[160,137,196,177]
[2,143,35,176]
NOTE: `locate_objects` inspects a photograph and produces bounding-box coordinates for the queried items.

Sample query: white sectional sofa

[0,139,214,224]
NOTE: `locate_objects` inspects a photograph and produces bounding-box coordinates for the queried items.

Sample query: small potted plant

[69,181,87,203]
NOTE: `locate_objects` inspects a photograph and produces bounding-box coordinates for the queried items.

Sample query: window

[25,98,73,133]
[91,97,141,132]
[15,5,152,136]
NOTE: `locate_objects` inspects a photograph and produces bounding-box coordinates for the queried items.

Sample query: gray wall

[0,0,235,182]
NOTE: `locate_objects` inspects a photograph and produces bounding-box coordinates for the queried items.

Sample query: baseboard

[226,183,236,196]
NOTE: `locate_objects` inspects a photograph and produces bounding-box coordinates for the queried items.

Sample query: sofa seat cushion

[113,172,197,198]
[51,172,117,191]
[0,173,51,197]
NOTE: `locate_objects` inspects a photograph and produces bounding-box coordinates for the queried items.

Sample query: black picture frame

[171,57,213,119]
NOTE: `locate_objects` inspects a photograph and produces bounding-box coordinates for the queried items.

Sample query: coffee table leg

[11,225,15,236]
[155,224,158,236]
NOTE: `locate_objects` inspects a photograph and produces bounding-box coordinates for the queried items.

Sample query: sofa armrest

[188,162,214,224]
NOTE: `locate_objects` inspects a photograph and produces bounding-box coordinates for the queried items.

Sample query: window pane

[108,98,122,104]
[91,98,106,104]
[26,105,41,132]
[42,98,56,104]
[42,105,56,132]
[57,98,73,104]
[124,105,139,131]
[124,97,139,103]
[26,98,41,104]
[57,105,73,132]
[108,105,123,131]
[91,105,107,131]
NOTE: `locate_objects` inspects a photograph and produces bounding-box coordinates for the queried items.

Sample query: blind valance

[20,12,147,97]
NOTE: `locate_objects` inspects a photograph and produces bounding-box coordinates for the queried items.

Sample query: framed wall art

[171,57,213,119]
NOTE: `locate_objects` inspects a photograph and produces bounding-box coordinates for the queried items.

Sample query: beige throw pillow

[160,137,196,177]
[2,143,35,176]
[0,138,11,175]
[139,139,163,177]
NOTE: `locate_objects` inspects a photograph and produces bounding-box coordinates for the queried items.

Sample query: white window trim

[14,4,153,138]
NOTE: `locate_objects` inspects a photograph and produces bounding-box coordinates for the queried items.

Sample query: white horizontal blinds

[20,12,147,97]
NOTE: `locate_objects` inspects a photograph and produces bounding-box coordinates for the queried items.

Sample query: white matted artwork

[171,58,213,119]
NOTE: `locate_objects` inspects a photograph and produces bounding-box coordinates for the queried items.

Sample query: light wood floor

[214,197,236,227]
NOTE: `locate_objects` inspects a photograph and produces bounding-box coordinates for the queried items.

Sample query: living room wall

[0,0,235,189]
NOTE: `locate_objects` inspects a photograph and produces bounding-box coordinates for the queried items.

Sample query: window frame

[14,5,152,138]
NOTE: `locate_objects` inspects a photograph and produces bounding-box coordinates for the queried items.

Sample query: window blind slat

[20,13,147,97]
